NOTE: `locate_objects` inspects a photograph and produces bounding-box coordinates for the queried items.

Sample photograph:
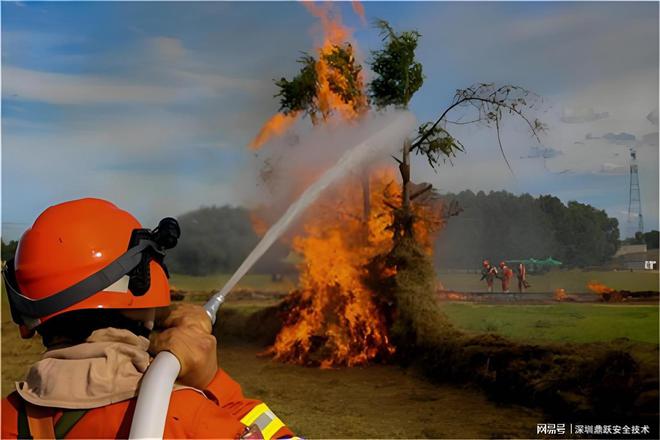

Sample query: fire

[266,168,441,367]
[251,2,441,367]
[249,1,366,147]
[250,112,300,150]
[351,1,367,25]
[587,281,614,295]
[269,170,395,366]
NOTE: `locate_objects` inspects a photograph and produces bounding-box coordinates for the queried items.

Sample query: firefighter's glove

[149,303,217,389]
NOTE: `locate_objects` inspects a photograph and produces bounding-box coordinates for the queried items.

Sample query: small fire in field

[554,288,567,301]
[587,281,625,302]
[587,281,615,295]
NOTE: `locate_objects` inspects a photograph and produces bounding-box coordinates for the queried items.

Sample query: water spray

[128,111,415,439]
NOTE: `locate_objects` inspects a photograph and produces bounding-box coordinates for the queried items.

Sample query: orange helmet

[3,198,179,337]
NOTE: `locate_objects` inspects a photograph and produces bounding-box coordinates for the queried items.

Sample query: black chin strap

[2,239,160,324]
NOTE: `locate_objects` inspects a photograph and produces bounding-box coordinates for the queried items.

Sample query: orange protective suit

[2,368,294,439]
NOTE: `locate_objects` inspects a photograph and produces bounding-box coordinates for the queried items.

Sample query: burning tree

[250,4,545,366]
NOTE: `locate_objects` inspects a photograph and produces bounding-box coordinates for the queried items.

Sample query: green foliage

[414,122,464,168]
[434,191,620,269]
[412,83,546,171]
[642,230,659,249]
[323,44,368,114]
[167,205,289,276]
[275,54,318,116]
[1,240,18,261]
[538,196,619,267]
[369,19,424,109]
[275,44,367,122]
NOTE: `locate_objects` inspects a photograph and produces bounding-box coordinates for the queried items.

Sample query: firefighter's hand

[149,303,217,389]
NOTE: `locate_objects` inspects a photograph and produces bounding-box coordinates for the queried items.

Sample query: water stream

[204,111,415,321]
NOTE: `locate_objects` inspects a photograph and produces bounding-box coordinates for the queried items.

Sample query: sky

[2,1,658,240]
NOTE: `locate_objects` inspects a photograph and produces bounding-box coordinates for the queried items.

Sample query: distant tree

[435,192,620,269]
[538,196,619,267]
[167,206,290,277]
[643,230,659,249]
[1,239,18,261]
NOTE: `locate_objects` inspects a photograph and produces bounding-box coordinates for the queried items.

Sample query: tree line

[2,194,643,273]
[434,191,621,269]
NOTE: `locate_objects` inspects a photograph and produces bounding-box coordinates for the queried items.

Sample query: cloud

[647,108,659,126]
[521,145,562,159]
[2,64,263,106]
[597,162,627,175]
[2,66,176,104]
[641,132,659,147]
[560,107,609,124]
[149,36,185,60]
[603,132,636,144]
[585,132,638,145]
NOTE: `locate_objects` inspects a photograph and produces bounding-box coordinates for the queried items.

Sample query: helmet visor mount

[2,217,180,330]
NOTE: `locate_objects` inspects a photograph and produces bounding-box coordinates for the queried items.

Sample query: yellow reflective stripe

[240,403,268,426]
[240,403,288,440]
[261,417,285,440]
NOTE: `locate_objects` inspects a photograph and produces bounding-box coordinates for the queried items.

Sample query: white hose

[128,351,181,439]
[128,111,416,438]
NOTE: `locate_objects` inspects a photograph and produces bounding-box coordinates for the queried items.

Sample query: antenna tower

[627,148,644,236]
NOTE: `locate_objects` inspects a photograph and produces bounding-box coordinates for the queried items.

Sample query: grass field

[438,269,659,293]
[0,292,544,438]
[3,270,658,435]
[220,343,542,438]
[170,269,659,294]
[439,302,659,344]
[169,273,296,292]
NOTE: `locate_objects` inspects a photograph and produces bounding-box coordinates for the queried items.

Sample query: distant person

[516,262,531,293]
[480,260,498,293]
[498,261,514,293]
[2,198,296,439]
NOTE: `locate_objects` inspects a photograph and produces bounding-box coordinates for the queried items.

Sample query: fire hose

[127,110,415,439]
[128,292,228,439]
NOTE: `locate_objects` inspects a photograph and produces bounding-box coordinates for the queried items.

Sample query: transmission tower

[627,148,644,236]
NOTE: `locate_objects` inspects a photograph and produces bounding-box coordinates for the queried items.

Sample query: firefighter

[480,260,498,293]
[1,198,296,439]
[516,262,531,293]
[498,261,514,293]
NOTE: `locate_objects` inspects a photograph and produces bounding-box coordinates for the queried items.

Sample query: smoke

[237,108,416,228]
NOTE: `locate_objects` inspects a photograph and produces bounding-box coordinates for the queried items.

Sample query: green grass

[440,302,659,344]
[169,273,296,292]
[438,269,659,293]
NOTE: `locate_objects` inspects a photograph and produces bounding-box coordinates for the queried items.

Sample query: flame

[268,170,399,366]
[249,211,269,237]
[252,2,440,367]
[303,1,351,45]
[250,112,300,150]
[554,288,567,301]
[267,168,442,366]
[587,281,614,295]
[351,1,367,25]
[250,1,366,147]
